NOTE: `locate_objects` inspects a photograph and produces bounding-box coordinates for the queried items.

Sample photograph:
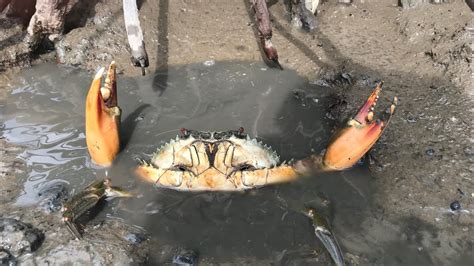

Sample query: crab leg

[85,62,121,166]
[304,208,345,266]
[62,179,132,239]
[251,0,282,69]
[321,82,397,171]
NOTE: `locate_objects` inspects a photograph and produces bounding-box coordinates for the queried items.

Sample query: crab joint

[85,62,121,166]
[323,83,397,170]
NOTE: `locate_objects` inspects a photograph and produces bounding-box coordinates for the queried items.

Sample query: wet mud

[1,0,473,265]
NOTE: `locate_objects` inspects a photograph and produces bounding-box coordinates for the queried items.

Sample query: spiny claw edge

[322,83,397,170]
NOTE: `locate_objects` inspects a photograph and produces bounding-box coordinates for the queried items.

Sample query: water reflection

[1,67,92,205]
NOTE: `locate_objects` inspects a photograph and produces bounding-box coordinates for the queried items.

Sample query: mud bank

[1,0,473,265]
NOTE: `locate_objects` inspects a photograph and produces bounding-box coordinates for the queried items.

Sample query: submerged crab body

[136,129,298,191]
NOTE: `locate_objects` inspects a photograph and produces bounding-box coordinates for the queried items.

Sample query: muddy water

[1,62,435,264]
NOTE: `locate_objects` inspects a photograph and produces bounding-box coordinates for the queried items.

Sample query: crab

[64,61,397,265]
[61,178,132,238]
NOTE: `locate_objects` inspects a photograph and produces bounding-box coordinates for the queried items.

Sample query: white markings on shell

[149,133,280,169]
[151,136,196,168]
[229,135,280,168]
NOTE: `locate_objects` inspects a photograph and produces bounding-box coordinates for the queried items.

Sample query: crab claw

[323,82,397,170]
[85,62,121,166]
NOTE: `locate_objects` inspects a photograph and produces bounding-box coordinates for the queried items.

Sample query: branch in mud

[1,0,149,75]
[251,0,283,69]
[25,0,70,49]
[123,0,149,76]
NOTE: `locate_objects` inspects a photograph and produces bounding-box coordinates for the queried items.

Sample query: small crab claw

[322,82,397,170]
[85,62,121,166]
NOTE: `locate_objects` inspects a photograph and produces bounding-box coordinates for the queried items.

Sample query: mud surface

[1,0,473,265]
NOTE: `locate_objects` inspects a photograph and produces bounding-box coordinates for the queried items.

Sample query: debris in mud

[368,152,385,172]
[275,248,332,265]
[288,0,319,32]
[134,115,145,122]
[355,75,379,89]
[31,240,108,265]
[26,218,149,265]
[0,18,31,70]
[292,91,309,107]
[399,0,452,9]
[0,248,15,266]
[172,249,199,266]
[325,94,347,121]
[37,182,69,213]
[0,218,44,258]
[149,245,200,265]
[124,232,147,245]
[311,67,353,88]
[425,148,435,156]
[406,114,418,123]
[449,200,461,211]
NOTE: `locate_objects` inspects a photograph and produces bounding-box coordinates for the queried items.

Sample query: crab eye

[237,164,256,171]
[173,165,189,172]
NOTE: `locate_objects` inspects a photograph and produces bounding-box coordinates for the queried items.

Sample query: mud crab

[63,61,397,265]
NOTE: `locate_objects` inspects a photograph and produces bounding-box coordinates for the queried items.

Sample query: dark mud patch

[0,218,44,257]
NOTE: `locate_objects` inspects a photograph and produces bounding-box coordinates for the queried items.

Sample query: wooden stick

[123,0,149,75]
[0,0,13,13]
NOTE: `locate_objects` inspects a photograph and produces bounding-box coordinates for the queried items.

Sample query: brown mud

[1,0,473,265]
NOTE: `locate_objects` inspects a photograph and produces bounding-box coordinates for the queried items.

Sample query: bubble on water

[203,60,215,66]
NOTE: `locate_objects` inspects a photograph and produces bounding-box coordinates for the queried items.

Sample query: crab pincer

[85,61,121,166]
[323,82,398,170]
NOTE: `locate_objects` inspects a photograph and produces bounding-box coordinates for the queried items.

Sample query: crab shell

[136,130,298,191]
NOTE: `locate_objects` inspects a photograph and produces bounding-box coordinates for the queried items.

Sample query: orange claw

[85,62,121,166]
[323,82,397,170]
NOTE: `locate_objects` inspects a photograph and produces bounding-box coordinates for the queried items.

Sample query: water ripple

[1,64,93,206]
